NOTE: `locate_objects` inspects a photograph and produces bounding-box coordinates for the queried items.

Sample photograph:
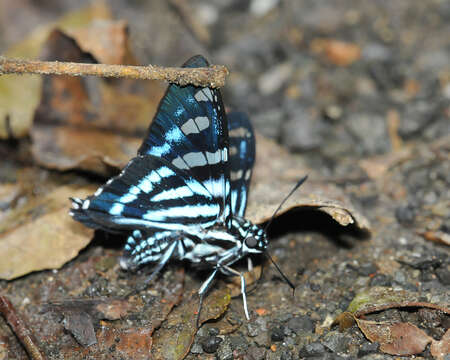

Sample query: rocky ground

[0,1,449,359]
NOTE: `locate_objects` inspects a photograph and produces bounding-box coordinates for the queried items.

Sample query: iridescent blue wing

[70,155,220,232]
[138,55,232,227]
[227,111,255,217]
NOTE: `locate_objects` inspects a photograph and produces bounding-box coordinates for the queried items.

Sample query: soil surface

[0,1,449,359]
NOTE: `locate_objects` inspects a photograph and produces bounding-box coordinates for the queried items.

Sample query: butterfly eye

[245,237,258,248]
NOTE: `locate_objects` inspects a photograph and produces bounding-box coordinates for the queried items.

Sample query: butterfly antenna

[265,252,295,294]
[263,175,308,296]
[263,175,308,233]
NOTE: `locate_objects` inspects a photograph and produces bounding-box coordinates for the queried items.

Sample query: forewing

[227,112,255,217]
[138,55,232,227]
[70,155,220,232]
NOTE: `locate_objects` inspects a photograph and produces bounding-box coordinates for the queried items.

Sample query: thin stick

[0,56,228,88]
[0,294,47,360]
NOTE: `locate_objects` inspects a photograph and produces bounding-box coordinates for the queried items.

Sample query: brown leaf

[0,2,111,139]
[347,286,450,316]
[31,26,164,175]
[419,230,450,246]
[0,185,95,280]
[430,329,450,360]
[332,311,356,331]
[248,134,371,232]
[151,288,231,360]
[356,319,432,356]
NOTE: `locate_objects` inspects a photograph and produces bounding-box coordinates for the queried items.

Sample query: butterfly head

[242,224,267,254]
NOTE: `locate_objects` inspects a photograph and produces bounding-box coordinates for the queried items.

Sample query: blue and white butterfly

[70,55,279,321]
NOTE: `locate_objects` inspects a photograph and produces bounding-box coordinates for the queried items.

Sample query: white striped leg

[196,268,219,328]
[223,265,250,321]
[127,241,178,297]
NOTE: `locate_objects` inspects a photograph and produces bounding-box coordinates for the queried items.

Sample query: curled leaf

[355,319,432,356]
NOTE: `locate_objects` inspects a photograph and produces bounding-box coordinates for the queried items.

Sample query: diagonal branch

[0,56,228,88]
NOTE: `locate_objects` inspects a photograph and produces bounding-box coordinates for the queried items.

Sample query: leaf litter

[334,286,450,357]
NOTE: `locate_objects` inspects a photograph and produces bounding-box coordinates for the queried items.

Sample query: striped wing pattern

[227,112,255,217]
[138,56,232,227]
[70,55,255,270]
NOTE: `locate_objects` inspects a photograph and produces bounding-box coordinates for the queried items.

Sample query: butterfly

[70,55,298,322]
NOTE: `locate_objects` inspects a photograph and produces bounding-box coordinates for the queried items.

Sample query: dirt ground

[0,1,449,359]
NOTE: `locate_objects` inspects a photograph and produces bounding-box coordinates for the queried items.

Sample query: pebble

[246,345,266,360]
[216,339,233,360]
[369,274,392,287]
[322,331,352,354]
[201,336,223,354]
[287,315,314,334]
[247,322,260,337]
[395,205,416,224]
[190,342,203,354]
[435,266,450,285]
[298,342,327,358]
[357,262,378,276]
[270,326,285,342]
[358,341,380,357]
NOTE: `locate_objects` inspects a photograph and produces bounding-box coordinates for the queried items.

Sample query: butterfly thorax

[179,216,267,269]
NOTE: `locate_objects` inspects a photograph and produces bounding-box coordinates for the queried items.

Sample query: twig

[0,56,228,88]
[0,294,47,360]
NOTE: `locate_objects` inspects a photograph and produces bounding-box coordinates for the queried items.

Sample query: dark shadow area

[264,207,371,249]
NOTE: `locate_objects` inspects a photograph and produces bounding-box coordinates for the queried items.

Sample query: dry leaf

[0,2,111,139]
[248,134,371,232]
[343,287,450,357]
[430,329,450,360]
[151,288,231,360]
[356,319,432,356]
[419,230,450,246]
[0,186,95,280]
[31,26,164,175]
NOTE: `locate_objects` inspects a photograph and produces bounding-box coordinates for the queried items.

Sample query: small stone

[395,205,416,224]
[270,326,285,342]
[369,274,392,287]
[230,335,248,352]
[216,340,233,360]
[247,322,260,337]
[323,331,352,354]
[208,327,220,336]
[298,342,326,357]
[310,282,321,292]
[287,315,314,334]
[358,341,379,356]
[357,263,378,276]
[190,342,203,354]
[246,345,266,360]
[435,266,450,285]
[201,336,223,354]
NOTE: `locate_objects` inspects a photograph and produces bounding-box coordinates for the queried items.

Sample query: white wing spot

[94,188,103,196]
[109,203,124,215]
[205,150,221,165]
[195,116,210,130]
[82,200,90,210]
[245,169,251,180]
[184,152,207,167]
[231,169,243,181]
[172,156,189,170]
[195,89,213,102]
[181,118,197,135]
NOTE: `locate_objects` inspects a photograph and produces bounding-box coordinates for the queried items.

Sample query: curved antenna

[263,175,308,233]
[263,175,308,295]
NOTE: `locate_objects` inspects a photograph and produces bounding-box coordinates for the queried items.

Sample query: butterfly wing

[138,55,232,227]
[70,155,220,232]
[227,111,255,217]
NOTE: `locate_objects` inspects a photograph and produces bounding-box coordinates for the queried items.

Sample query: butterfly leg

[124,240,179,297]
[222,265,250,321]
[196,268,219,328]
